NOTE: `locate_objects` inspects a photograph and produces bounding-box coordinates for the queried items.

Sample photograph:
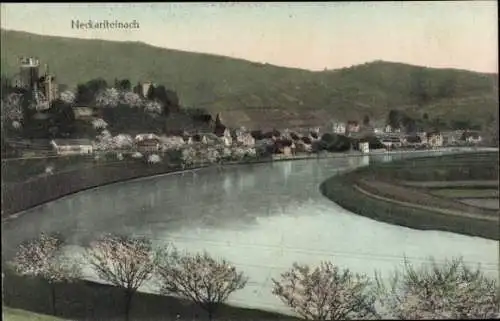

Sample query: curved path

[2,149,498,315]
[353,184,497,221]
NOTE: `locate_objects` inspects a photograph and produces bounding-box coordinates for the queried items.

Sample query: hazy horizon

[1,2,498,73]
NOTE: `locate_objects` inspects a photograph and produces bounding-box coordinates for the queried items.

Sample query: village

[2,56,485,165]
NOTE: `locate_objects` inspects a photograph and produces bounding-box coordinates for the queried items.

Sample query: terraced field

[429,188,499,199]
[320,151,499,239]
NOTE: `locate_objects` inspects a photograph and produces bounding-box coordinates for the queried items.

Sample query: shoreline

[319,151,499,240]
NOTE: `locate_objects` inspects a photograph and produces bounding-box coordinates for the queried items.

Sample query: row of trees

[76,78,180,116]
[386,109,482,133]
[9,232,499,321]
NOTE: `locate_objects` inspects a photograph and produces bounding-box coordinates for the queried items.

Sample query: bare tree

[375,257,499,319]
[156,249,248,321]
[272,262,377,320]
[10,232,81,316]
[86,234,158,321]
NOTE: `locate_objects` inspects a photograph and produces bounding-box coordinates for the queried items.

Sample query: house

[135,133,161,152]
[427,132,443,148]
[441,131,463,146]
[135,133,161,142]
[380,136,402,150]
[461,131,482,145]
[308,131,320,142]
[384,125,393,133]
[141,82,154,97]
[417,132,428,145]
[346,121,360,133]
[295,140,313,153]
[359,142,370,154]
[274,139,295,155]
[332,122,346,134]
[404,135,422,147]
[182,135,193,145]
[137,138,161,153]
[235,131,256,147]
[72,106,99,121]
[50,139,93,155]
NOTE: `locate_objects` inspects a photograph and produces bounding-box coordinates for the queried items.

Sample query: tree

[146,84,156,100]
[401,115,417,134]
[133,82,143,97]
[272,262,377,320]
[165,89,180,113]
[1,74,13,95]
[152,85,180,115]
[76,83,94,105]
[120,91,143,108]
[49,99,76,136]
[363,115,370,126]
[59,90,76,105]
[375,257,499,319]
[116,79,132,91]
[95,88,120,108]
[144,100,163,114]
[388,110,404,130]
[319,133,351,152]
[10,232,81,316]
[86,78,108,96]
[156,249,248,321]
[86,234,159,321]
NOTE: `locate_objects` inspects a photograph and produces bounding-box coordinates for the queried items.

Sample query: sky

[1,2,498,73]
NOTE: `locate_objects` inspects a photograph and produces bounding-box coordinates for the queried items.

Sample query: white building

[222,128,233,147]
[427,132,444,148]
[50,139,93,155]
[235,132,256,147]
[135,133,161,142]
[359,142,370,154]
[332,122,346,134]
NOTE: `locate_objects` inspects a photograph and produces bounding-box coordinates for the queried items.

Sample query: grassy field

[356,178,497,217]
[3,307,67,321]
[429,188,499,198]
[400,180,499,189]
[365,152,499,182]
[1,29,498,129]
[320,152,500,240]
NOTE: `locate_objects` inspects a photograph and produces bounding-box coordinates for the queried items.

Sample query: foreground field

[320,152,499,240]
[3,307,67,321]
[2,268,297,321]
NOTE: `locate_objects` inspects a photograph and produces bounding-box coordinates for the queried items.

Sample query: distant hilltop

[1,29,498,130]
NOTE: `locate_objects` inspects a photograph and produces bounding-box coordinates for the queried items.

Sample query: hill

[1,29,498,130]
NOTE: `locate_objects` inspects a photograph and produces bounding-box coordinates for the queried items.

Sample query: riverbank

[319,151,499,240]
[2,147,493,220]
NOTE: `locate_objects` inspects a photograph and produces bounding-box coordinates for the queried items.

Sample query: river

[2,150,498,315]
